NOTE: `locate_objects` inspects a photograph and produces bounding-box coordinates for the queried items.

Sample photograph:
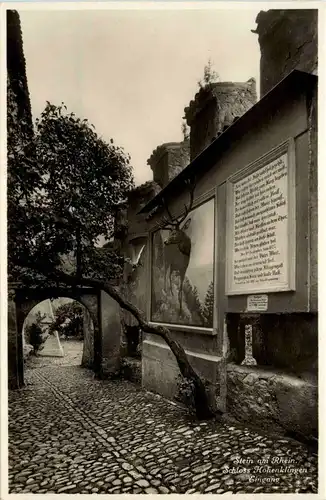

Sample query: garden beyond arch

[9,286,102,388]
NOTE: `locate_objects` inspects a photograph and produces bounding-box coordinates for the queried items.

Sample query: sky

[18,7,261,186]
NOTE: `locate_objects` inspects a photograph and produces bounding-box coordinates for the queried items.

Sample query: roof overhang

[139,70,317,216]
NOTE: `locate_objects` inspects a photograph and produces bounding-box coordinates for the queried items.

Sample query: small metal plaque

[246,294,268,312]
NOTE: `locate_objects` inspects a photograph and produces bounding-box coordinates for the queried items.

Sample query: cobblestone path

[9,352,318,494]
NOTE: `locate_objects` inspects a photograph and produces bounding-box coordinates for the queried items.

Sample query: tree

[183,280,205,325]
[25,322,44,354]
[203,281,214,328]
[49,301,84,339]
[25,310,46,355]
[8,102,134,283]
[198,59,220,90]
[8,100,217,420]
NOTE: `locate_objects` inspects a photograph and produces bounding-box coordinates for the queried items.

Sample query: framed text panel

[226,139,296,295]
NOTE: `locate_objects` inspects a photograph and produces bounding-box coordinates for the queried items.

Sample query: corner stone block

[226,363,318,439]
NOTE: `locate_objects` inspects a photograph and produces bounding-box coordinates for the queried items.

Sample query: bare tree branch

[12,257,217,420]
[162,196,178,227]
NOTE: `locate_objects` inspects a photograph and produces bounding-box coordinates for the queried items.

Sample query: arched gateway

[8,284,121,389]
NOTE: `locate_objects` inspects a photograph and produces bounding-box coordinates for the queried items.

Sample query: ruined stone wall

[184,80,257,161]
[255,9,318,97]
[148,141,190,189]
[187,97,218,161]
[166,141,190,183]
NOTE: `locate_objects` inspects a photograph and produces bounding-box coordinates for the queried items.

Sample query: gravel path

[9,344,318,494]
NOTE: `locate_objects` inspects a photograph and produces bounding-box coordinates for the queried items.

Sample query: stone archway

[9,286,102,389]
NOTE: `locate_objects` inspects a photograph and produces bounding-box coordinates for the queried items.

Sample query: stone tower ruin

[184,79,257,161]
[254,9,318,96]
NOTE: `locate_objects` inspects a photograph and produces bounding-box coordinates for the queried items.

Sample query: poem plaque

[226,140,296,295]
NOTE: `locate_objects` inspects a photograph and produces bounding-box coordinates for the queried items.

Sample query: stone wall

[184,80,257,160]
[100,291,121,376]
[227,364,317,440]
[254,9,318,97]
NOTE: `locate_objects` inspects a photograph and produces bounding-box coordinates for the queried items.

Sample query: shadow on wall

[121,321,142,359]
[226,313,317,380]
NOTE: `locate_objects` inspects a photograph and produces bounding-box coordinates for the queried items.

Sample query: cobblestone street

[9,343,318,494]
